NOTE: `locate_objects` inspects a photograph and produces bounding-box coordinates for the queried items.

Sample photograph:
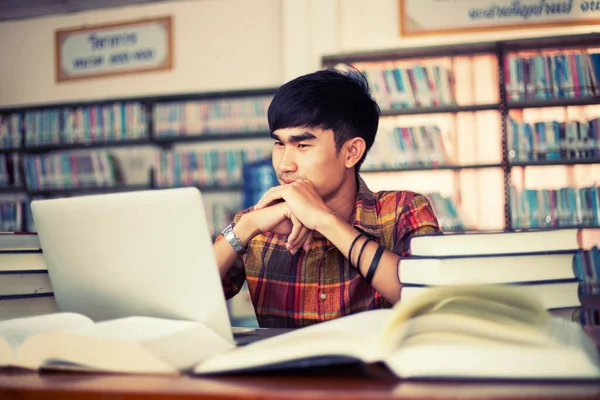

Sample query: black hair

[267,67,380,171]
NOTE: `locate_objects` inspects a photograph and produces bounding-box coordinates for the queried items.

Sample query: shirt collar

[350,174,382,238]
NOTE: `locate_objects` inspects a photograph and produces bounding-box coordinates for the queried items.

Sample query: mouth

[280,179,295,185]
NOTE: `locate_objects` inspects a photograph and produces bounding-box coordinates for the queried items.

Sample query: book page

[379,285,600,379]
[194,309,392,374]
[382,285,549,344]
[385,331,600,380]
[60,316,202,342]
[0,312,93,349]
[0,339,14,366]
[28,316,235,371]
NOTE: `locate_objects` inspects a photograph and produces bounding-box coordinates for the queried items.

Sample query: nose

[277,147,297,173]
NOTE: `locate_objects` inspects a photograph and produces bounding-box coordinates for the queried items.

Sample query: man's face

[271,127,346,199]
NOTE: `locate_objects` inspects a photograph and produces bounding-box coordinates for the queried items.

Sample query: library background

[1,0,600,326]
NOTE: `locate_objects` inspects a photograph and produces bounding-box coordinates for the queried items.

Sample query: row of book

[22,151,119,190]
[153,97,271,136]
[505,51,600,101]
[574,247,600,283]
[425,192,464,232]
[0,153,20,187]
[21,104,148,147]
[510,185,600,229]
[155,146,273,188]
[0,96,272,149]
[363,124,450,170]
[508,117,600,162]
[357,63,454,110]
[0,201,24,231]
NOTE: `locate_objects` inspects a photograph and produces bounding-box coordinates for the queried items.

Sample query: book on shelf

[508,117,600,163]
[1,285,598,379]
[510,185,600,230]
[504,51,599,101]
[153,96,271,136]
[363,122,452,170]
[0,200,26,232]
[24,103,148,146]
[350,61,455,110]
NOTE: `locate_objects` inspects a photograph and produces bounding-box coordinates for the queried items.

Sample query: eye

[273,141,283,147]
[297,144,310,149]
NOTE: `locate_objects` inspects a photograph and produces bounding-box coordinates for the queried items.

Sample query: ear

[343,137,366,169]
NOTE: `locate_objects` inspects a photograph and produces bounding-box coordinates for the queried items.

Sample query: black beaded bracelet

[347,233,366,267]
[365,244,385,285]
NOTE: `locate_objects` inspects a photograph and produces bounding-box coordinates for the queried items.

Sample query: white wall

[0,0,283,107]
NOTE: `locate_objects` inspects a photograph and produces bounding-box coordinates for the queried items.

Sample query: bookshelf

[322,32,600,233]
[0,88,278,233]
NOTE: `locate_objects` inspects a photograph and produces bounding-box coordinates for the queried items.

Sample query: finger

[302,230,314,253]
[287,214,304,254]
[254,187,284,210]
[292,225,310,252]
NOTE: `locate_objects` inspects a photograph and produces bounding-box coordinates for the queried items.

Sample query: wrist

[234,213,261,247]
[316,212,343,237]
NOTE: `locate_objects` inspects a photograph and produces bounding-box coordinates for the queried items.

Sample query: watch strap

[222,222,245,255]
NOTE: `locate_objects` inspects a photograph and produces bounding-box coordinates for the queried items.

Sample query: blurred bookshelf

[0,88,278,234]
[322,32,600,233]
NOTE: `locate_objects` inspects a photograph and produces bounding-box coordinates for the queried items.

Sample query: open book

[2,285,599,379]
[193,285,600,380]
[0,313,234,374]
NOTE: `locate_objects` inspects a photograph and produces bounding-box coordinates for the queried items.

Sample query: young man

[213,68,440,328]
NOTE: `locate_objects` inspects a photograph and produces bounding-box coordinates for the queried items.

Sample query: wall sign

[55,16,173,82]
[400,0,600,37]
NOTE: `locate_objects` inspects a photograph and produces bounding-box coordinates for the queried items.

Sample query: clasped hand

[252,179,332,254]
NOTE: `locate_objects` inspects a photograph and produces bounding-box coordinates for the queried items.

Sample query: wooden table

[1,369,600,400]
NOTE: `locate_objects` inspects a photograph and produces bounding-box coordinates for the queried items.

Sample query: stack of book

[0,232,57,320]
[400,229,600,333]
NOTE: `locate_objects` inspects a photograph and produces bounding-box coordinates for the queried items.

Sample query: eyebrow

[270,131,318,143]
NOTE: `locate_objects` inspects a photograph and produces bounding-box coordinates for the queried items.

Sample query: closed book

[399,281,591,310]
[0,293,57,321]
[398,251,581,286]
[0,233,41,251]
[0,272,52,296]
[408,229,584,257]
[0,251,46,272]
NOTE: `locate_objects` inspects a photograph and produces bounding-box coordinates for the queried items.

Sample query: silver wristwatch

[222,222,245,255]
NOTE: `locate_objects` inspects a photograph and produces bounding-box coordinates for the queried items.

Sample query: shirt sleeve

[393,193,441,256]
[215,211,248,300]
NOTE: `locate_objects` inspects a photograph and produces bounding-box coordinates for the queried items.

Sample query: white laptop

[30,187,234,344]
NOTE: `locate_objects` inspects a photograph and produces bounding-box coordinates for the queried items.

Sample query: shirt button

[320,293,327,300]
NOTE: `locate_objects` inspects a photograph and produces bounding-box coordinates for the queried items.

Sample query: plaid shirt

[217,175,440,328]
